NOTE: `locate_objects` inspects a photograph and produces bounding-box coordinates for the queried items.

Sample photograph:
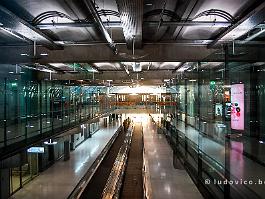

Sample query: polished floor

[172,119,265,197]
[10,120,121,199]
[143,117,203,199]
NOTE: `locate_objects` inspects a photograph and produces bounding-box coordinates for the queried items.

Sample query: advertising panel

[231,84,244,130]
[215,103,223,116]
[27,147,45,153]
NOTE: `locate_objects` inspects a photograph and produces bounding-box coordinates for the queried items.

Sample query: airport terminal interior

[1,0,265,199]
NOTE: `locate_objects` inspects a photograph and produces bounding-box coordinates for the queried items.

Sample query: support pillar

[0,169,10,199]
[64,140,70,161]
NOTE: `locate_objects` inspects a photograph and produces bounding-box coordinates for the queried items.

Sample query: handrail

[67,126,122,199]
[101,125,133,199]
[153,117,262,199]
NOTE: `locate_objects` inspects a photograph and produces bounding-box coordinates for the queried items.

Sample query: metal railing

[155,118,262,199]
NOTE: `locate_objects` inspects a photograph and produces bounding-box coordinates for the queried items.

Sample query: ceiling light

[40,53,48,56]
[44,139,57,145]
[146,3,153,6]
[189,79,197,82]
[20,53,29,56]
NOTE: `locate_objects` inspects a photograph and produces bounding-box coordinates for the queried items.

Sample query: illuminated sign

[215,103,222,116]
[231,84,244,130]
[27,147,45,153]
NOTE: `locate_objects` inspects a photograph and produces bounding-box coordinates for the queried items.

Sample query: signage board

[27,147,45,153]
[231,84,244,130]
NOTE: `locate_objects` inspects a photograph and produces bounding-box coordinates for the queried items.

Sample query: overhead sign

[231,84,244,130]
[27,147,45,153]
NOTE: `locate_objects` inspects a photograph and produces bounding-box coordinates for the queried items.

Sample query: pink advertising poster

[231,84,244,130]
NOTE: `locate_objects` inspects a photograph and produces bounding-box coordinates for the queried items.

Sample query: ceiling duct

[83,0,117,54]
[115,0,143,49]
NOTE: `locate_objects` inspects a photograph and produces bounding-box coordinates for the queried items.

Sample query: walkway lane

[143,117,203,199]
[10,121,121,199]
[173,120,265,197]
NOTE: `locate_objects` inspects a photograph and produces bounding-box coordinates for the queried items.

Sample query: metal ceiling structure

[0,0,265,85]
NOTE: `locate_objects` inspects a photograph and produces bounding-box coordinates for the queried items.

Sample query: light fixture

[44,139,57,145]
[20,53,29,56]
[40,53,48,56]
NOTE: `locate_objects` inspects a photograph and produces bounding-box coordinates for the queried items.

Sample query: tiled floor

[143,117,203,199]
[10,120,121,199]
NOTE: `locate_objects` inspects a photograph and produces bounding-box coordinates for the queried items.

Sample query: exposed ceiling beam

[0,27,32,43]
[0,43,217,63]
[209,2,265,48]
[115,0,143,49]
[172,0,199,39]
[37,21,122,29]
[36,21,231,30]
[82,0,117,54]
[0,5,61,49]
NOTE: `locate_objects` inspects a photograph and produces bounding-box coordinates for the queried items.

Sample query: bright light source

[189,79,197,82]
[40,53,48,56]
[259,141,264,144]
[223,85,231,88]
[44,139,58,145]
[20,53,29,56]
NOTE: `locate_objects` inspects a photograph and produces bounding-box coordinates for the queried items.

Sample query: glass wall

[0,64,113,151]
[162,61,265,198]
[9,152,38,195]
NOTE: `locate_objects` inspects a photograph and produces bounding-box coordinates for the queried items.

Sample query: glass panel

[11,167,21,193]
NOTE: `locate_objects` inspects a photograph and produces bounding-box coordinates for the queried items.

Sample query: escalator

[68,120,144,199]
